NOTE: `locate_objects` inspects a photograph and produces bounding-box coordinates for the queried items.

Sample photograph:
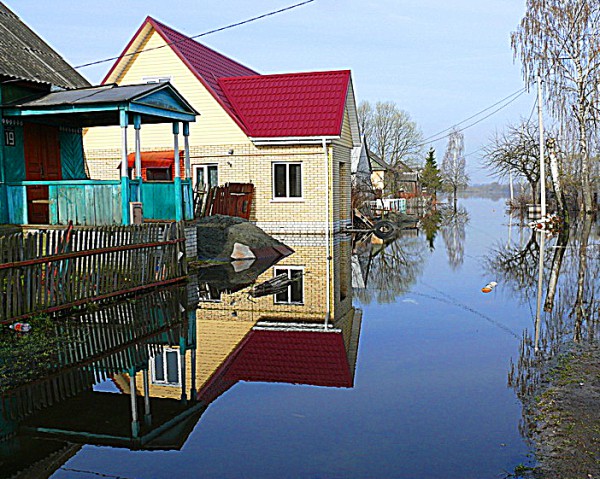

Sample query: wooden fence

[0,222,187,323]
[203,183,254,220]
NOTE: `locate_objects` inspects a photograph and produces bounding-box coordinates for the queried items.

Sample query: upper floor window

[274,266,304,304]
[273,162,302,199]
[143,76,172,84]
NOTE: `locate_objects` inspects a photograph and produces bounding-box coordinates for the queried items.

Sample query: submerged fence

[0,222,187,323]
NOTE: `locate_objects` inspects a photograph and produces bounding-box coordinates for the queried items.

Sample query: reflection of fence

[0,286,189,424]
[204,183,254,220]
[0,223,186,323]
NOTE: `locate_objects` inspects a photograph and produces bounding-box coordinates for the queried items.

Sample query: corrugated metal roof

[0,2,89,89]
[219,70,351,138]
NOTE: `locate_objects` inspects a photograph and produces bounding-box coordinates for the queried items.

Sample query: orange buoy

[481,281,497,293]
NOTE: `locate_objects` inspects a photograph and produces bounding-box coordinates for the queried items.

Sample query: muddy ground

[524,343,600,478]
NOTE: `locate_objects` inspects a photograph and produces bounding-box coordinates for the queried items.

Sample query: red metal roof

[219,71,351,138]
[224,330,353,388]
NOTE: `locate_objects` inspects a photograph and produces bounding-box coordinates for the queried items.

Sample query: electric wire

[422,88,528,147]
[418,87,527,146]
[1,0,316,83]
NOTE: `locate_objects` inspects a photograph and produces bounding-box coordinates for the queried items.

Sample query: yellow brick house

[83,17,361,235]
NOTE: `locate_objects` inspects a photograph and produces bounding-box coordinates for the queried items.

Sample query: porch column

[183,122,191,179]
[173,122,183,221]
[129,369,140,438]
[120,110,130,225]
[179,334,187,404]
[134,114,142,204]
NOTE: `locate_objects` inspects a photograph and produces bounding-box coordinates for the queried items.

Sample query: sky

[9,0,536,183]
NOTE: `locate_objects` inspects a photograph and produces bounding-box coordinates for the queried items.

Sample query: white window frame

[150,347,181,387]
[272,162,303,201]
[273,266,304,305]
[193,163,219,193]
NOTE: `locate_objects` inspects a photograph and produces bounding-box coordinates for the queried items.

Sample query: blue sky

[10,0,535,183]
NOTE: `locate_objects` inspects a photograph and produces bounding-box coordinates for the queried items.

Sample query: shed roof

[0,2,89,89]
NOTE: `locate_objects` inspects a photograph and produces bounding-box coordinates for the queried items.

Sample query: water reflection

[0,234,361,478]
[491,214,600,450]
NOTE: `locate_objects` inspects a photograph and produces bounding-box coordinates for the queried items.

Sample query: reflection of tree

[507,215,600,466]
[420,210,442,250]
[440,206,469,270]
[483,229,543,303]
[354,231,428,304]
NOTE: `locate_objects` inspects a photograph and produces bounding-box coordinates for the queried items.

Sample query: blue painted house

[0,3,197,226]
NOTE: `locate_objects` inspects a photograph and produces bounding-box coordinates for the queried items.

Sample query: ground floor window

[273,162,302,199]
[193,164,218,193]
[274,266,304,304]
[151,348,181,386]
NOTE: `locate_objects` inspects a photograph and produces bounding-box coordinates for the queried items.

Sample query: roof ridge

[220,69,350,83]
[148,16,260,76]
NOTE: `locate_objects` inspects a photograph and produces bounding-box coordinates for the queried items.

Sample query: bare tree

[484,121,540,203]
[441,128,469,208]
[440,206,469,270]
[511,0,600,213]
[358,100,423,174]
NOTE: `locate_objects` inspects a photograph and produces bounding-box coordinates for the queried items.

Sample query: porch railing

[0,222,187,323]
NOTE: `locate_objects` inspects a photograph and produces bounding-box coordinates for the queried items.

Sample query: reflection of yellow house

[117,235,360,408]
[83,17,360,235]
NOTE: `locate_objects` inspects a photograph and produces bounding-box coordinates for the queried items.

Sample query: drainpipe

[322,138,331,328]
[120,110,130,225]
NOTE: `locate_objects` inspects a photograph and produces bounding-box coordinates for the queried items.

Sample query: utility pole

[537,73,546,218]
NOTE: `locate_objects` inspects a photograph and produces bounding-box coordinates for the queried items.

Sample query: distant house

[83,17,361,235]
[368,150,420,198]
[0,4,197,226]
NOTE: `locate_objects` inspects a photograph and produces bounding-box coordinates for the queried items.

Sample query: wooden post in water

[129,369,140,438]
[143,368,152,427]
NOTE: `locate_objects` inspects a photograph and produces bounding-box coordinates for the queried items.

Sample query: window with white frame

[274,266,304,304]
[272,162,302,199]
[151,348,181,386]
[193,164,219,193]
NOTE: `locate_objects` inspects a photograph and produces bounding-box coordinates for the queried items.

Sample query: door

[24,123,61,224]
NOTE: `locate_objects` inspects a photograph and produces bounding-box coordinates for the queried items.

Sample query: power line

[73,0,316,72]
[3,0,316,83]
[419,88,526,145]
[422,88,528,147]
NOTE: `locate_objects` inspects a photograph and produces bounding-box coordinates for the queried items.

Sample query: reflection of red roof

[219,71,351,138]
[224,330,353,388]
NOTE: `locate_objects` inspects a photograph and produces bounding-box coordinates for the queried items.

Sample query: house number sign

[4,127,15,147]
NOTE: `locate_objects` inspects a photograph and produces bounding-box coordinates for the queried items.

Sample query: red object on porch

[124,150,184,180]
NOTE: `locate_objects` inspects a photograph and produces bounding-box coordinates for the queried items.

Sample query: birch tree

[511,0,600,213]
[441,128,469,208]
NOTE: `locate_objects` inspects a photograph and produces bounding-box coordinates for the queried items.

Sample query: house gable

[85,27,250,149]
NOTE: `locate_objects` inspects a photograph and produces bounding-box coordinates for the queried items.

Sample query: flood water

[2,196,598,478]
